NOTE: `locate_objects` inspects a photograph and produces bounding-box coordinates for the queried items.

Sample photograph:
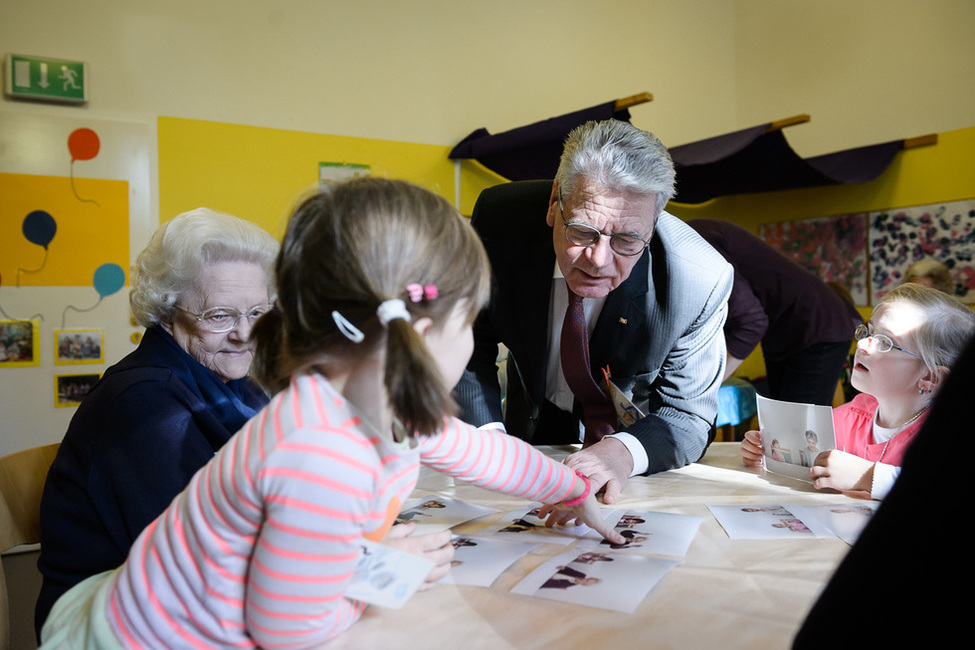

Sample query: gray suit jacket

[455,180,733,474]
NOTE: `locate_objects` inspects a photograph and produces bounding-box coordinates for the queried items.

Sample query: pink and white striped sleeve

[418,417,576,505]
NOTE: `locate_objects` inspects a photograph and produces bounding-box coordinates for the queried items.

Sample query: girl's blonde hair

[252,177,491,437]
[876,283,975,374]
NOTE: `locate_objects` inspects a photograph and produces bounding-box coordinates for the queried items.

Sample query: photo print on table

[578,510,704,556]
[707,504,838,540]
[511,548,679,613]
[440,534,541,588]
[784,503,879,545]
[395,495,498,534]
[489,504,614,545]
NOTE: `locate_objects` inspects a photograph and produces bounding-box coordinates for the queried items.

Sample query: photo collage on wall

[1,121,129,412]
[759,198,975,306]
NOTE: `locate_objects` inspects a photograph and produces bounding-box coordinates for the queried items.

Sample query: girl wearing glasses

[741,283,974,499]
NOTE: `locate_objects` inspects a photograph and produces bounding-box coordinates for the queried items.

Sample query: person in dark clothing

[35,208,277,636]
[686,219,862,406]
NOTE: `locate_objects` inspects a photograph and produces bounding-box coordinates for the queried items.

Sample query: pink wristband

[556,470,590,508]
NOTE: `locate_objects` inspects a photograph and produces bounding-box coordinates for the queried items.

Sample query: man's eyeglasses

[854,323,921,358]
[558,190,650,257]
[176,304,272,333]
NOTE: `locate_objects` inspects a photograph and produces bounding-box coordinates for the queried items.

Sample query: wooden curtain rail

[765,114,811,132]
[903,133,937,149]
[762,115,936,149]
[614,92,653,111]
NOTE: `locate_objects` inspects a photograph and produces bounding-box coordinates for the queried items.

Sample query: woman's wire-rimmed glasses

[176,303,272,333]
[854,323,921,358]
[558,189,651,257]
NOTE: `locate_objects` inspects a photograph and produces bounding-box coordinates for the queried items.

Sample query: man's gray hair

[555,120,676,218]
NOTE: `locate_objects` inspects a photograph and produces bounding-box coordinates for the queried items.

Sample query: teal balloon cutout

[23,210,57,249]
[93,263,126,298]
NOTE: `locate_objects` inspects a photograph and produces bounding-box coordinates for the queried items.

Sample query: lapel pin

[618,317,627,325]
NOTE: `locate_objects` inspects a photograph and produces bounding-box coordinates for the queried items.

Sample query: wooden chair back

[0,443,59,650]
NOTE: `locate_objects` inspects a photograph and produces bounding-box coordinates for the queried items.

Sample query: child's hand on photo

[536,481,627,546]
[383,522,454,589]
[740,430,765,467]
[809,450,874,494]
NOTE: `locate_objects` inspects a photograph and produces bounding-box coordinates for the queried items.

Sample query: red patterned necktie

[560,285,617,446]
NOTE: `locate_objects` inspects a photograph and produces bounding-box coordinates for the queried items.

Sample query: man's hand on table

[383,522,454,590]
[564,437,634,505]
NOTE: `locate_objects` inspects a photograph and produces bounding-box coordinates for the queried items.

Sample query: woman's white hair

[130,208,279,327]
[555,120,676,218]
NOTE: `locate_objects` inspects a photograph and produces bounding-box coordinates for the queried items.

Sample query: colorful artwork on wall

[759,199,975,305]
[868,200,975,304]
[759,213,869,305]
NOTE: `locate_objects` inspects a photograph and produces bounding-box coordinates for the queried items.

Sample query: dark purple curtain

[451,111,905,203]
[448,101,630,181]
[669,124,904,204]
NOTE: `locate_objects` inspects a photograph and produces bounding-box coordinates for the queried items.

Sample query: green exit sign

[4,53,89,103]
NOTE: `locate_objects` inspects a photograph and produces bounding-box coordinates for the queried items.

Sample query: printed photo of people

[0,319,39,366]
[55,372,101,407]
[512,548,680,613]
[394,495,498,534]
[755,394,836,482]
[579,510,704,557]
[440,534,540,588]
[707,504,837,539]
[55,329,104,364]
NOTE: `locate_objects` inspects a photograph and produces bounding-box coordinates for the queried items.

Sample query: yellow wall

[667,125,975,379]
[158,117,475,236]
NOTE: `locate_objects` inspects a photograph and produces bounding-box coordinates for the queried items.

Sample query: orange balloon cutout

[68,128,100,162]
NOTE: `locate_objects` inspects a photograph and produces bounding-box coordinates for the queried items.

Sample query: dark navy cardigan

[34,326,268,635]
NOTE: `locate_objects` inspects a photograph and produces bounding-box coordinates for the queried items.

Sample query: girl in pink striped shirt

[40,178,624,649]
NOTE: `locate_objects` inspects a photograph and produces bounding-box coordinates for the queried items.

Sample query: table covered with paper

[326,443,873,650]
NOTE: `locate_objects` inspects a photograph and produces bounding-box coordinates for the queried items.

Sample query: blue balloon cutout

[23,210,57,249]
[93,263,126,298]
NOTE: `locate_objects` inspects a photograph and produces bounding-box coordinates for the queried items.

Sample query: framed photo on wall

[54,328,105,365]
[0,318,40,367]
[54,372,101,408]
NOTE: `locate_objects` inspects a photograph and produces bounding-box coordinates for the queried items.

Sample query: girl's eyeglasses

[854,323,921,358]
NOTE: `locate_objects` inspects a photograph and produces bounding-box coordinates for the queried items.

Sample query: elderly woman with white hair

[35,208,278,636]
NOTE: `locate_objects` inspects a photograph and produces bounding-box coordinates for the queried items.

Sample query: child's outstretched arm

[740,429,765,467]
[419,418,625,545]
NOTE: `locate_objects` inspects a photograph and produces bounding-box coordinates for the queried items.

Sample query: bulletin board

[0,111,152,457]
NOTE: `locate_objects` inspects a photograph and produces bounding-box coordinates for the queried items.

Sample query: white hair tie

[377,299,410,325]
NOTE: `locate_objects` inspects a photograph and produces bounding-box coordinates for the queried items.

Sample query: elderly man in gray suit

[455,120,733,503]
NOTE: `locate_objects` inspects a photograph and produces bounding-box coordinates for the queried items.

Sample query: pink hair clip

[406,283,438,302]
